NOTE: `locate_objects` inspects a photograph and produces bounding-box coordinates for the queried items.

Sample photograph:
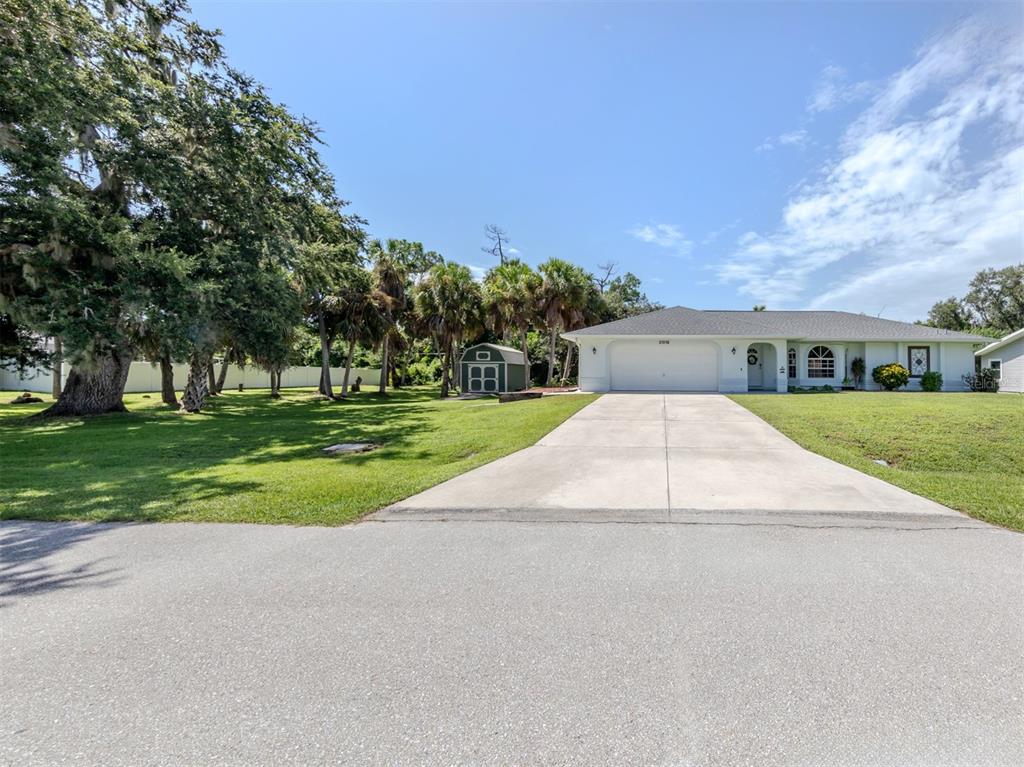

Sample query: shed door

[609,340,718,391]
[468,364,499,392]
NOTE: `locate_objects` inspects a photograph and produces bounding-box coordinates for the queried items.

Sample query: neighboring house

[563,306,990,393]
[975,328,1024,393]
[460,343,528,394]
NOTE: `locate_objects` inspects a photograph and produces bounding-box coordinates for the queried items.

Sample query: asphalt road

[2,516,1021,766]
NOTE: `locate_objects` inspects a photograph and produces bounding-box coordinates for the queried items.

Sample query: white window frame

[807,345,835,379]
[787,348,797,379]
[989,359,1002,379]
[476,350,491,360]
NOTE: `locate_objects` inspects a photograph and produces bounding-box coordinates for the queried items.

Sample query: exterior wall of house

[573,336,982,393]
[574,336,787,393]
[576,338,610,392]
[864,342,898,390]
[788,342,855,388]
[863,341,976,391]
[981,337,1024,393]
[1,362,381,394]
[937,342,976,391]
[718,338,751,393]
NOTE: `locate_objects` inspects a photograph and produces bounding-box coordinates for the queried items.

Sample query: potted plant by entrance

[841,376,854,391]
[850,357,866,389]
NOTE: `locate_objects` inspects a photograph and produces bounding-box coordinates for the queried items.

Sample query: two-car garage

[608,340,720,391]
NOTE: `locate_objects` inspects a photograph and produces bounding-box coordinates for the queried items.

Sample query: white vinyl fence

[1,361,380,394]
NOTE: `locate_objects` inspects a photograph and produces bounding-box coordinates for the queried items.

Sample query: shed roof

[564,306,992,342]
[463,343,526,365]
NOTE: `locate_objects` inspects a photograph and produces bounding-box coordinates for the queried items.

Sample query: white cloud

[778,129,808,146]
[507,247,521,256]
[701,219,742,246]
[807,64,873,113]
[467,264,487,281]
[756,128,809,153]
[630,223,693,257]
[717,17,1024,320]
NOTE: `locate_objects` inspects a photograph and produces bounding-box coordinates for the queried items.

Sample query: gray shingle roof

[467,343,525,364]
[565,306,991,342]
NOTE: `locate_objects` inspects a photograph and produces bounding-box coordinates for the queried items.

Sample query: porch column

[770,340,788,392]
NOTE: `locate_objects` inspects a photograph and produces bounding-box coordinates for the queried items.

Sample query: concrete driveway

[2,393,1021,766]
[380,393,968,524]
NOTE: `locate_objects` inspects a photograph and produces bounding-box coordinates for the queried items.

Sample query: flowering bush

[872,362,910,391]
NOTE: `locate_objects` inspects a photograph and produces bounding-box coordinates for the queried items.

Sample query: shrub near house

[872,363,911,391]
[963,369,1001,393]
[920,371,943,392]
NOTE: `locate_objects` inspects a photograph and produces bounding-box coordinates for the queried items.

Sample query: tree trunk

[451,343,461,392]
[520,330,530,370]
[440,339,452,398]
[215,351,231,393]
[269,368,281,398]
[397,350,409,389]
[160,352,177,406]
[180,352,210,413]
[561,342,574,385]
[340,337,357,397]
[206,361,218,396]
[546,326,557,386]
[50,336,63,399]
[378,335,389,395]
[38,350,132,417]
[316,300,334,399]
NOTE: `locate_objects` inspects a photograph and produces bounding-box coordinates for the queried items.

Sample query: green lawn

[729,392,1024,531]
[0,387,597,525]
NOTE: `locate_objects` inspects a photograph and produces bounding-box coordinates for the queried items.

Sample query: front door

[469,364,499,392]
[747,346,764,389]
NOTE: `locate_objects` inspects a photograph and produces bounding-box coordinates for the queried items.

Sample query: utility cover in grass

[322,443,378,456]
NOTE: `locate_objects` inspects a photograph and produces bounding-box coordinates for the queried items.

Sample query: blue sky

[192,1,1023,321]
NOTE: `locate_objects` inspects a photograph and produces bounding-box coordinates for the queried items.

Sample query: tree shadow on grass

[0,388,449,523]
[0,521,124,607]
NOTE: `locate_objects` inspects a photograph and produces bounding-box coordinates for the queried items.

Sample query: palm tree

[415,262,482,397]
[370,239,410,395]
[538,258,590,386]
[327,267,389,398]
[482,259,541,376]
[560,281,605,384]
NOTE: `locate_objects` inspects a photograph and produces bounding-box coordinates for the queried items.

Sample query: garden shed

[460,344,527,394]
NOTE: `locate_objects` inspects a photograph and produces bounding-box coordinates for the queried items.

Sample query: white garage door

[609,340,719,391]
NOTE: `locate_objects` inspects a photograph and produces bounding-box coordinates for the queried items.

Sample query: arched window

[787,348,797,379]
[807,346,835,379]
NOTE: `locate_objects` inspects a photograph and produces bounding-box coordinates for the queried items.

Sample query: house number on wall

[658,340,670,344]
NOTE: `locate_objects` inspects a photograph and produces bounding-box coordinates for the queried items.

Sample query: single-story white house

[975,328,1024,393]
[563,306,991,393]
